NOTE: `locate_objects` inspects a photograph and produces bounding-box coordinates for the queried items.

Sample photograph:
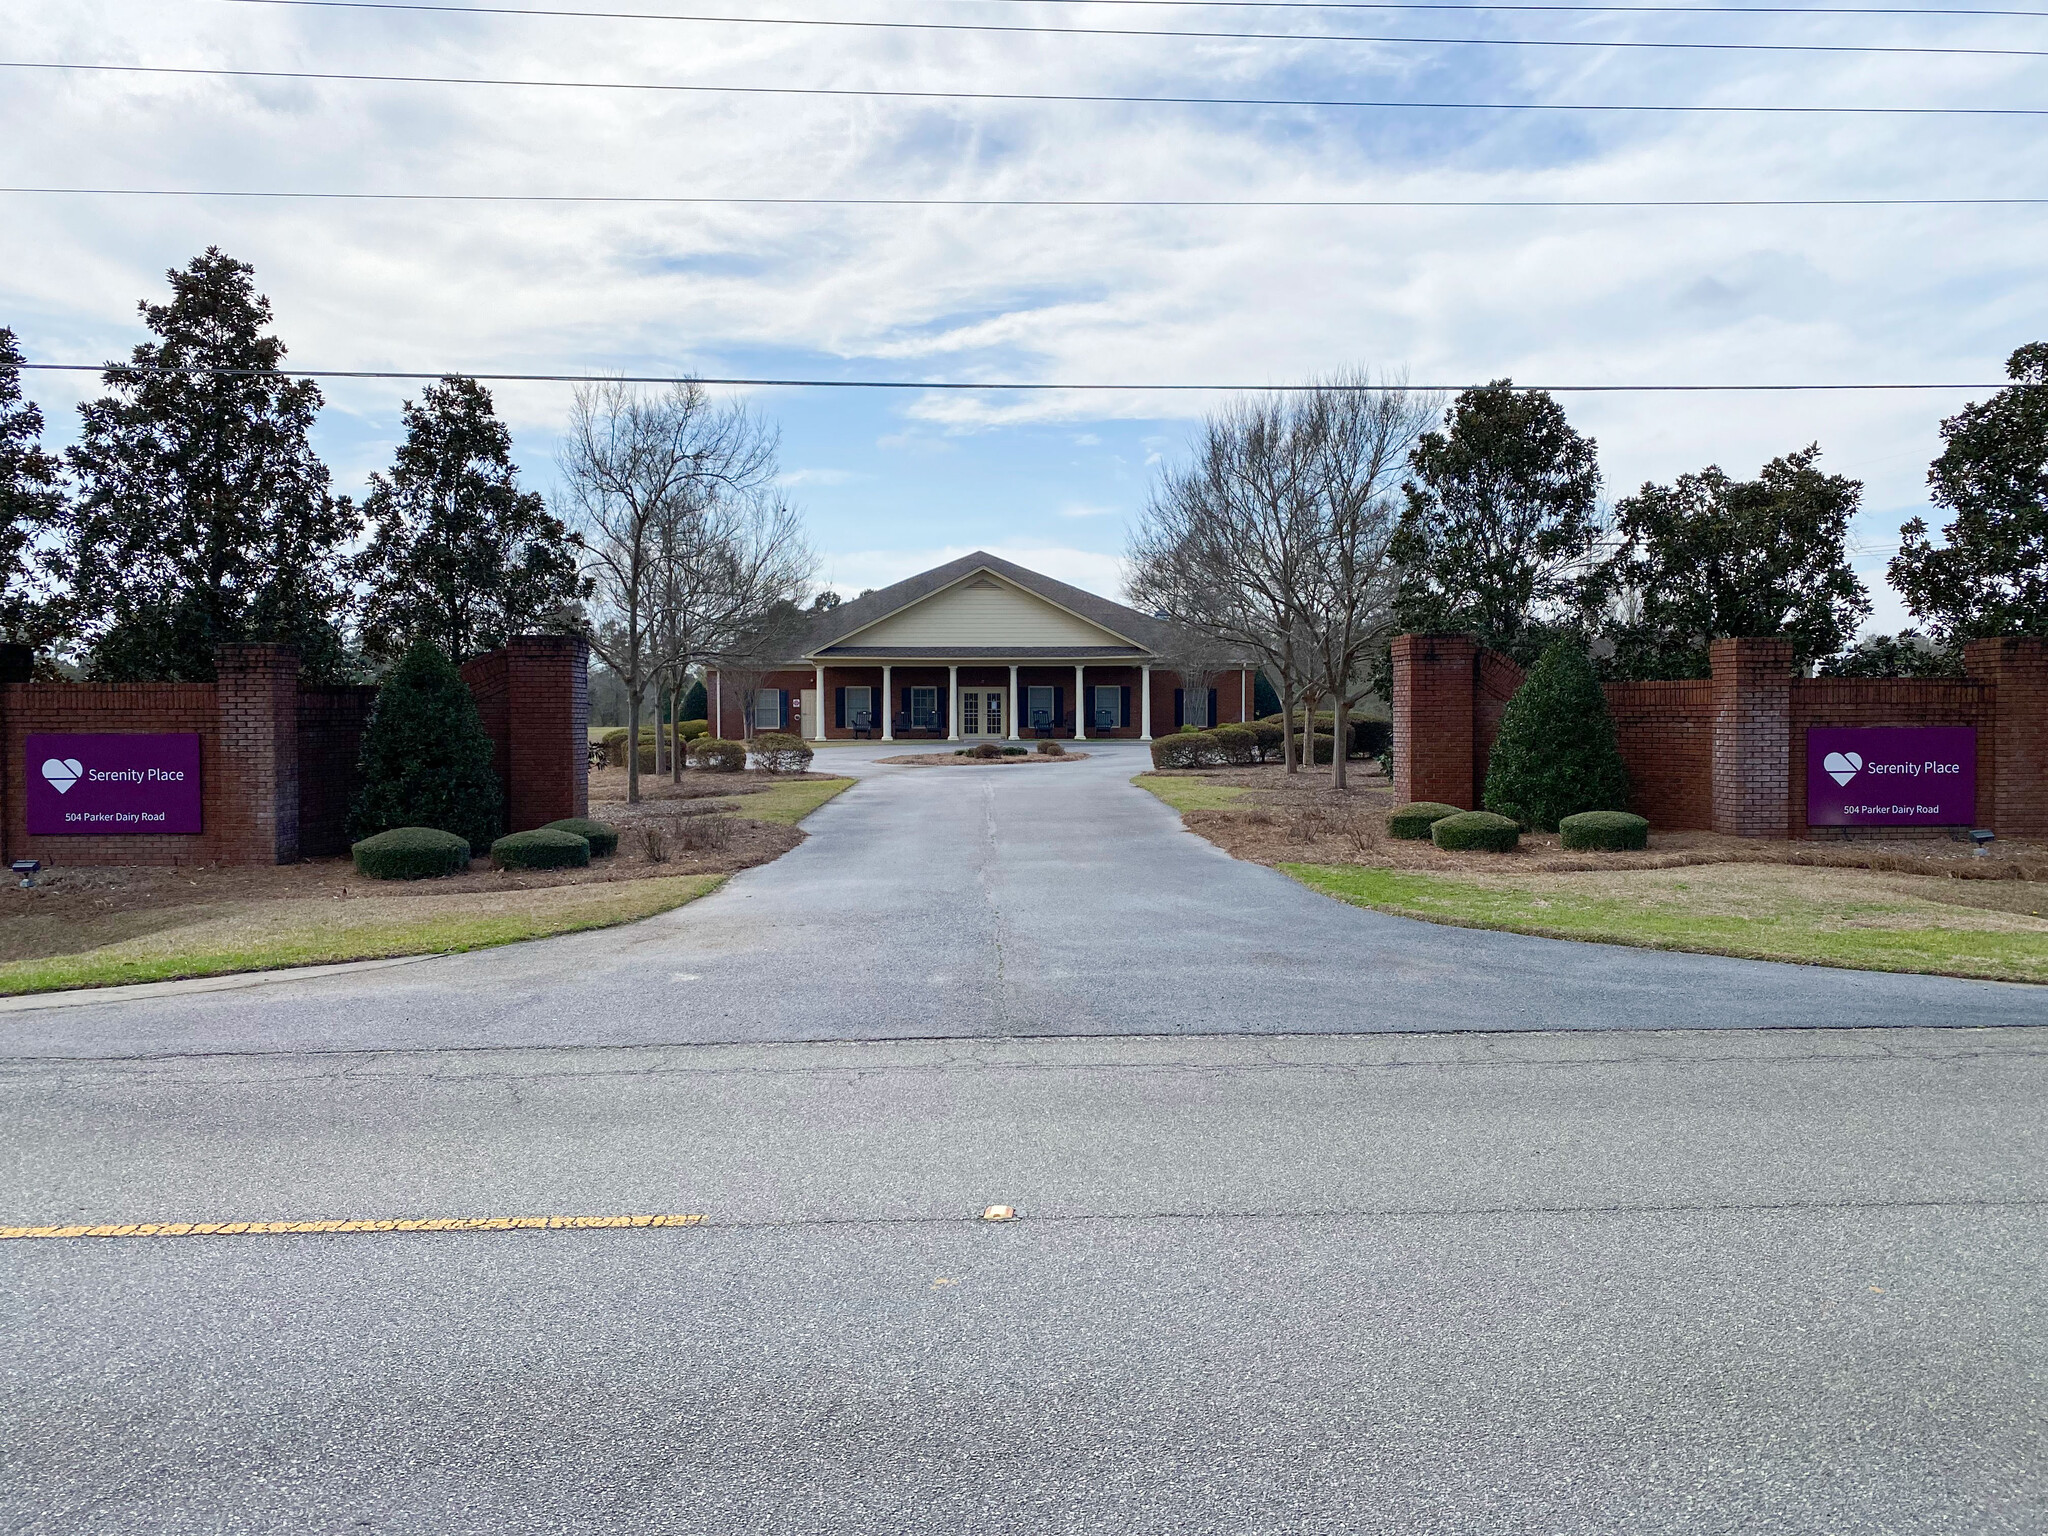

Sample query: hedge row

[491,828,590,870]
[751,732,814,773]
[599,720,711,768]
[688,737,748,773]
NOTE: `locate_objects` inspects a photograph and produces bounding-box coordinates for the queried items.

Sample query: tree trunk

[625,677,642,805]
[1331,689,1349,791]
[671,679,686,781]
[1279,664,1298,774]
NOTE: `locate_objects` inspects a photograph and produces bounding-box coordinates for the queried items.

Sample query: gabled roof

[795,550,1167,660]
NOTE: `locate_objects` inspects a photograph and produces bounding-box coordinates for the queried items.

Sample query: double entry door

[959,689,1007,738]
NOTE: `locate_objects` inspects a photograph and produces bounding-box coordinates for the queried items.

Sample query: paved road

[4,747,2044,1531]
[5,1027,2046,1532]
[0,741,2036,1060]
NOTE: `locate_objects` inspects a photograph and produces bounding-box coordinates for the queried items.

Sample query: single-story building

[708,551,1257,743]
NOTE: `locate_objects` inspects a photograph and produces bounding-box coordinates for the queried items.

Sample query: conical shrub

[348,639,504,850]
[1483,640,1630,832]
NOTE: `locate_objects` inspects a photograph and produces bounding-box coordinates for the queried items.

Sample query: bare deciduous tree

[559,380,805,803]
[1129,375,1437,789]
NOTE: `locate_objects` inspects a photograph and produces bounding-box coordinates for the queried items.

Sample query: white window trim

[753,690,782,730]
[845,685,873,727]
[909,686,939,729]
[1095,684,1122,729]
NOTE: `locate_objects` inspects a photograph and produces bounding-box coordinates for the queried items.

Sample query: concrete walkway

[1,742,2037,1059]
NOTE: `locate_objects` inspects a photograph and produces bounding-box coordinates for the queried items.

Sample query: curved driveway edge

[1,742,2038,1060]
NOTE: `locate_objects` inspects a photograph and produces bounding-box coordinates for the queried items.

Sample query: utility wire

[8,186,2047,207]
[197,0,2048,55]
[9,60,2044,113]
[202,0,2048,19]
[17,363,2031,391]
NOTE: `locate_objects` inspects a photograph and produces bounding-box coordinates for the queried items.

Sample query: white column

[1240,668,1248,722]
[947,664,960,741]
[1008,663,1020,739]
[1074,663,1087,740]
[713,672,721,738]
[813,663,826,742]
[1140,665,1153,740]
[881,664,894,741]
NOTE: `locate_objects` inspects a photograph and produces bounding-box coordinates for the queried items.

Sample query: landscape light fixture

[1970,829,1996,857]
[12,859,40,888]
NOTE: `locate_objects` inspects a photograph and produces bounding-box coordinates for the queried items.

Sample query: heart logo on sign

[41,757,85,794]
[1823,750,1863,787]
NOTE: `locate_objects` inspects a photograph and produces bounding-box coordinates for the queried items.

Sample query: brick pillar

[1710,637,1793,839]
[1391,633,1477,808]
[1964,637,2048,838]
[468,636,589,833]
[215,643,301,864]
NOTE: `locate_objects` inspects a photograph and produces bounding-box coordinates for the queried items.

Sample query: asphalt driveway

[0,741,2035,1059]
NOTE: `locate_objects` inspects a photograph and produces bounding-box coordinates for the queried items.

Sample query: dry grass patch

[1137,763,2048,981]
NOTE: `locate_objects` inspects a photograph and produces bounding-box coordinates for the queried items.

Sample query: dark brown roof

[796,551,1167,660]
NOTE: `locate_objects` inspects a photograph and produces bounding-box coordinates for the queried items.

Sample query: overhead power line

[199,0,2048,56]
[17,363,2031,391]
[203,0,2048,19]
[9,186,2048,208]
[10,60,2045,113]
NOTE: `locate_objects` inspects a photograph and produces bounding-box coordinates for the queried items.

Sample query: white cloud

[777,467,865,487]
[1056,501,1120,519]
[1,0,2039,641]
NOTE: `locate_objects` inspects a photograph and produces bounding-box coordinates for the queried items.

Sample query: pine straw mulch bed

[0,775,810,966]
[1146,762,2048,917]
[876,751,1091,768]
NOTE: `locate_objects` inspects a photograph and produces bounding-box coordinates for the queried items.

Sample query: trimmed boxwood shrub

[677,718,710,742]
[1035,739,1066,756]
[969,741,1004,760]
[1249,720,1285,762]
[491,827,591,870]
[1559,810,1650,851]
[1484,640,1630,832]
[1211,724,1258,766]
[1431,810,1522,852]
[349,640,503,851]
[752,732,814,774]
[543,817,619,857]
[1001,744,1028,756]
[1388,802,1461,840]
[1150,730,1218,769]
[689,737,747,773]
[352,826,471,880]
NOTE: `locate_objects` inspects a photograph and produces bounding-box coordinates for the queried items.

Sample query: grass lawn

[1288,861,2048,985]
[729,776,854,824]
[0,874,726,997]
[1133,773,1252,813]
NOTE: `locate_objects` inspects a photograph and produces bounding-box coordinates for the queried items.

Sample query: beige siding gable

[834,574,1132,649]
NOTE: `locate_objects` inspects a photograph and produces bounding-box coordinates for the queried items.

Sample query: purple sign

[24,733,204,836]
[1806,726,1976,827]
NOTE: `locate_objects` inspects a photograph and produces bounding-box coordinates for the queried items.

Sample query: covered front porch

[801,656,1157,743]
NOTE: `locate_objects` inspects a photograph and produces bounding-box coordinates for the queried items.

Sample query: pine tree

[355,376,584,665]
[348,639,504,850]
[1483,640,1631,831]
[680,676,707,720]
[58,248,357,682]
[0,328,66,653]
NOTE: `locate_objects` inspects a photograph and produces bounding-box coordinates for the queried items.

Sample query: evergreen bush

[1035,739,1066,756]
[491,827,590,869]
[1211,724,1258,766]
[678,718,710,742]
[348,639,503,851]
[1249,721,1285,762]
[1559,810,1649,851]
[689,737,747,773]
[1431,810,1522,852]
[1150,731,1218,769]
[752,732,814,773]
[351,826,471,880]
[1387,802,1461,840]
[1483,640,1631,832]
[543,817,619,857]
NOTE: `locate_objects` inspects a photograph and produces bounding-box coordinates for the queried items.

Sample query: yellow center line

[0,1213,706,1241]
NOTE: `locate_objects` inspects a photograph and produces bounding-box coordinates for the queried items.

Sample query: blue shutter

[835,687,846,729]
[778,690,789,728]
[1173,688,1183,727]
[1053,686,1064,729]
[1209,688,1219,727]
[1120,686,1130,729]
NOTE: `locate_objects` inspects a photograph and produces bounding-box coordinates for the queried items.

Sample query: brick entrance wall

[1391,633,2047,839]
[1,637,589,866]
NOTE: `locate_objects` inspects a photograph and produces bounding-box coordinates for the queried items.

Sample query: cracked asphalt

[3,745,2044,1531]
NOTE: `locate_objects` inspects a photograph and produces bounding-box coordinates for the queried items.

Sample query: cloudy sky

[3,0,2042,629]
